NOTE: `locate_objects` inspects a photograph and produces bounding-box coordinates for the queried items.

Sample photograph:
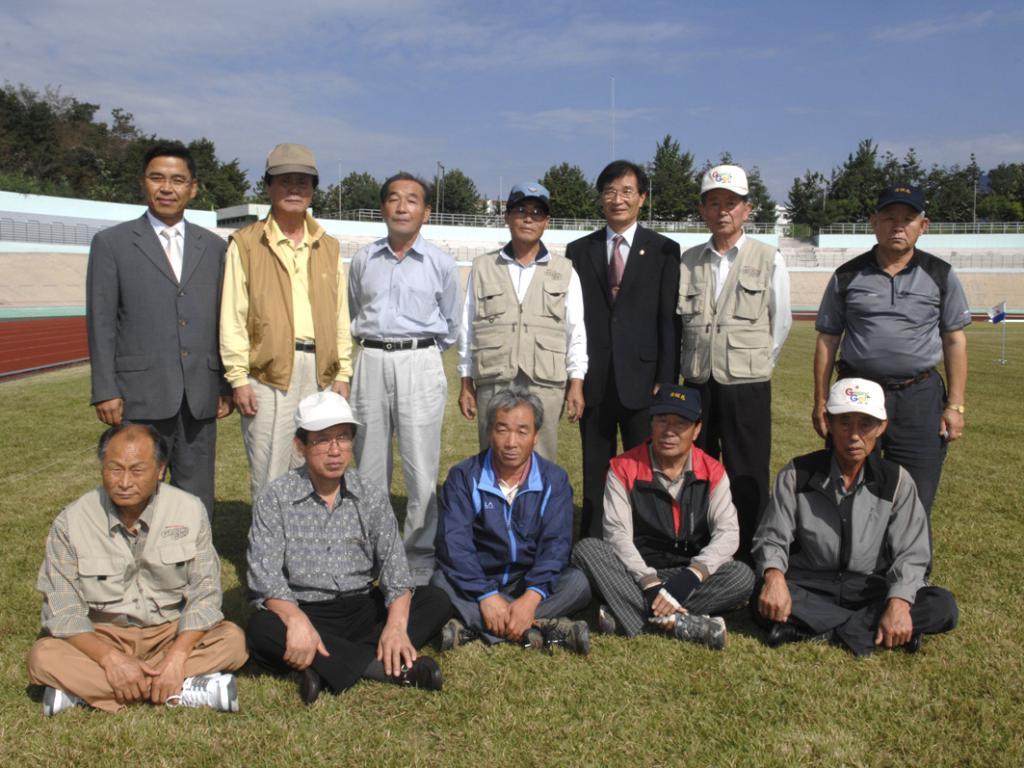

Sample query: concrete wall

[817,233,1024,249]
[0,190,217,228]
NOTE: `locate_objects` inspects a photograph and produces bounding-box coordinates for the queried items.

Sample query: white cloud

[871,10,994,43]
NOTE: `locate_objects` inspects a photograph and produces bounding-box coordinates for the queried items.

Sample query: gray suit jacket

[86,214,228,421]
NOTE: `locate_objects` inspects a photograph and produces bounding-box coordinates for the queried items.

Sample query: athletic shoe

[672,612,727,650]
[42,686,85,717]
[536,618,591,656]
[166,673,239,712]
[440,618,479,652]
[597,604,618,635]
[520,627,545,650]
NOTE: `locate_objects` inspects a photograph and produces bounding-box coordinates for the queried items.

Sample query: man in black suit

[86,143,230,518]
[567,160,681,539]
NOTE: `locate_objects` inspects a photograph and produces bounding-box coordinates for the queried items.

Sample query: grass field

[1,322,1022,767]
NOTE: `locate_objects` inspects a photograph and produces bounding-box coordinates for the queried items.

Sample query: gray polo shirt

[816,247,971,378]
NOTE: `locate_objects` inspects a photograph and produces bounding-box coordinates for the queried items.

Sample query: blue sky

[2,1,1022,203]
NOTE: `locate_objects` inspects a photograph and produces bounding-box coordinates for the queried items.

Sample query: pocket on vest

[726,329,771,378]
[734,272,768,320]
[677,281,704,316]
[533,334,567,385]
[78,556,127,604]
[473,337,508,380]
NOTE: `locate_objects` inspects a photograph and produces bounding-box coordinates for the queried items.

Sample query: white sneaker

[166,673,239,712]
[42,686,85,716]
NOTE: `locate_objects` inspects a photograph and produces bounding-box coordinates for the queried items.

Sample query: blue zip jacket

[436,449,574,601]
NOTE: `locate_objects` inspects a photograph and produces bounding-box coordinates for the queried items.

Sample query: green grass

[1,322,1022,767]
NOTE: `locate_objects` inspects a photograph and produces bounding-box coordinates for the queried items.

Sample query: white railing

[0,217,105,246]
[818,222,1024,235]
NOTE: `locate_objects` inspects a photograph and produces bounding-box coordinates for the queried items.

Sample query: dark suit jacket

[86,214,227,421]
[567,224,681,410]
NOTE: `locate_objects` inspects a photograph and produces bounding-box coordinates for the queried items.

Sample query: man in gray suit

[86,143,231,518]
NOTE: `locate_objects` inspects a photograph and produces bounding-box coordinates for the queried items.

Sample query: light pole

[436,161,446,214]
[337,161,343,220]
[610,75,616,160]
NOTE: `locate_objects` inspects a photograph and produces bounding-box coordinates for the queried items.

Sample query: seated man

[246,391,452,704]
[753,378,959,656]
[572,385,754,650]
[432,386,592,654]
[27,424,247,716]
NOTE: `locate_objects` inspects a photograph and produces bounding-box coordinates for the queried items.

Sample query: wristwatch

[945,403,965,414]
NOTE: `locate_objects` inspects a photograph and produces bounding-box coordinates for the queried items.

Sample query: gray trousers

[473,373,566,462]
[430,567,592,645]
[241,350,319,503]
[351,345,447,584]
[572,538,754,637]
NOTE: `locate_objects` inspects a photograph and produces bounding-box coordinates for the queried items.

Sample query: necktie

[609,234,625,299]
[161,228,183,281]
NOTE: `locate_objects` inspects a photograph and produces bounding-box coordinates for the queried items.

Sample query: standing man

[220,143,353,502]
[678,164,792,561]
[567,160,681,539]
[813,184,970,516]
[348,172,460,585]
[87,143,230,518]
[457,182,587,460]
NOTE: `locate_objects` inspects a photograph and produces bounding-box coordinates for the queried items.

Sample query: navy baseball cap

[506,182,551,213]
[649,385,702,422]
[876,184,926,213]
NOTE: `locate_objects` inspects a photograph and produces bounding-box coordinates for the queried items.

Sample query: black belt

[837,362,932,391]
[358,337,436,351]
[295,341,316,352]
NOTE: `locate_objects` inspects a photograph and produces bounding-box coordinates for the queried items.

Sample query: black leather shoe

[766,622,811,648]
[299,666,324,705]
[396,656,443,691]
[903,634,923,654]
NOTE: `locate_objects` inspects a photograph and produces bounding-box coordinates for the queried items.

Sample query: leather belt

[358,337,436,351]
[837,362,932,391]
[295,341,316,352]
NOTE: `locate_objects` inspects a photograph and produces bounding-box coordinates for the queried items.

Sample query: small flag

[988,301,1007,324]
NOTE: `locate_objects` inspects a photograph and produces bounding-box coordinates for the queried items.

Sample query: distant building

[216,204,271,229]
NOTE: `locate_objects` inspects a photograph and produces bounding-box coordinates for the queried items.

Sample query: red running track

[0,317,88,377]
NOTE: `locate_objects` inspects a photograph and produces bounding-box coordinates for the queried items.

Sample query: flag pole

[999,320,1007,365]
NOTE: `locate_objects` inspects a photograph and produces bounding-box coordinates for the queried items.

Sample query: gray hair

[484,385,544,433]
[97,422,169,465]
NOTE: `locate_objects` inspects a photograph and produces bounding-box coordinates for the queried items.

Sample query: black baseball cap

[876,184,926,213]
[649,385,702,422]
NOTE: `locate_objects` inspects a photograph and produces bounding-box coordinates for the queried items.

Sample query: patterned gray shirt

[247,467,412,607]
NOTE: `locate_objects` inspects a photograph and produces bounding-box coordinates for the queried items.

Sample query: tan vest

[470,250,571,386]
[678,237,775,384]
[66,484,213,627]
[229,214,341,390]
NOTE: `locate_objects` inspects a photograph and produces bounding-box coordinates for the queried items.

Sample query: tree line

[3,84,1021,226]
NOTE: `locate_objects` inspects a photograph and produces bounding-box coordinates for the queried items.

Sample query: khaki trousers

[241,349,319,502]
[27,621,248,713]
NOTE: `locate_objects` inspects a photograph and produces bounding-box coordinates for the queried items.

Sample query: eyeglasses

[510,205,548,220]
[144,173,194,189]
[308,434,354,452]
[601,187,639,201]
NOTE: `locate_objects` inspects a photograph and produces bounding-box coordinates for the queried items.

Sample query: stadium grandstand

[1,190,1021,378]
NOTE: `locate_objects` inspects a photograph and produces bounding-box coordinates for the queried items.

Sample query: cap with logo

[700,164,749,196]
[826,378,887,421]
[266,143,319,177]
[506,182,551,213]
[649,384,702,422]
[875,184,925,213]
[295,391,362,432]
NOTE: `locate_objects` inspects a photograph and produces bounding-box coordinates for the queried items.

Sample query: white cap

[701,164,749,196]
[294,391,361,431]
[826,378,887,421]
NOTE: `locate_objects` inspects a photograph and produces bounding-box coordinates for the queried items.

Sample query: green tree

[827,139,885,221]
[977,195,1024,221]
[786,170,828,228]
[648,134,699,221]
[428,168,483,215]
[540,162,597,219]
[923,157,980,222]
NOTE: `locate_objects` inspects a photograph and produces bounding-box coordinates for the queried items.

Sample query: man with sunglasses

[246,391,452,704]
[457,182,587,460]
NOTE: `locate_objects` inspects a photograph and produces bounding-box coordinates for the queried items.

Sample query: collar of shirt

[372,234,427,262]
[704,232,747,261]
[605,222,639,249]
[284,466,353,507]
[500,242,550,267]
[101,484,158,535]
[267,214,310,250]
[828,456,866,500]
[648,442,694,488]
[479,449,543,501]
[146,210,184,245]
[869,245,920,276]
